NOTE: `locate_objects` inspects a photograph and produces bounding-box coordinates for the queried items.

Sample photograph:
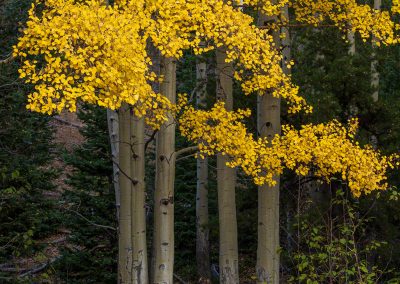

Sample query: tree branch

[52,116,83,129]
[176,153,196,163]
[19,257,60,278]
[145,129,158,151]
[0,55,13,65]
[173,273,188,284]
[174,146,199,158]
[65,208,116,231]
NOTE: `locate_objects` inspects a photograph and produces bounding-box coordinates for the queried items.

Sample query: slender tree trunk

[216,48,239,284]
[196,51,211,283]
[118,103,133,284]
[370,0,381,147]
[371,0,381,102]
[107,109,120,222]
[152,57,176,284]
[104,0,127,279]
[347,5,355,57]
[131,115,148,283]
[256,4,288,282]
[148,42,161,284]
[348,30,356,55]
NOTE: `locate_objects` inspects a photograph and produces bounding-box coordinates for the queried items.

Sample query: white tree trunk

[371,0,381,102]
[216,48,239,284]
[131,115,148,283]
[118,104,133,283]
[107,109,120,222]
[196,52,211,283]
[348,30,356,55]
[256,4,288,282]
[152,57,176,284]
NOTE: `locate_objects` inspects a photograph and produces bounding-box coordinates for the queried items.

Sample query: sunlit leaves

[180,100,396,196]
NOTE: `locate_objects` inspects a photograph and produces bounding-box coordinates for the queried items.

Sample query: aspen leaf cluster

[291,0,399,45]
[179,99,397,197]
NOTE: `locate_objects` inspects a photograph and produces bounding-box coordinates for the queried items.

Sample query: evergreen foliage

[56,105,118,283]
[0,0,59,282]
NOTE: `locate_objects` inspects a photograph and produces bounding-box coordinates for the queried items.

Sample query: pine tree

[58,104,118,283]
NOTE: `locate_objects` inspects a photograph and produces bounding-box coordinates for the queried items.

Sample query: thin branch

[0,235,18,251]
[65,209,116,231]
[158,146,199,166]
[176,153,196,163]
[173,273,188,284]
[0,79,20,89]
[19,257,60,278]
[112,157,138,185]
[145,129,158,151]
[174,146,199,158]
[0,55,13,65]
[52,116,83,129]
[0,266,19,272]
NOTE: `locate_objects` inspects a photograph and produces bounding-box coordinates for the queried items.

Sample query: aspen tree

[256,3,282,282]
[102,1,148,281]
[130,114,148,283]
[216,48,239,284]
[101,2,126,280]
[118,103,133,283]
[104,0,120,225]
[371,0,381,102]
[348,31,356,55]
[153,57,176,284]
[370,0,381,148]
[196,49,211,283]
[107,109,120,222]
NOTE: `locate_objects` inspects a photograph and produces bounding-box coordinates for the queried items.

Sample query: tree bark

[370,0,381,148]
[256,4,287,283]
[196,52,211,283]
[216,48,239,284]
[348,30,356,55]
[118,103,133,284]
[371,0,381,103]
[131,115,148,283]
[152,57,176,284]
[107,109,120,222]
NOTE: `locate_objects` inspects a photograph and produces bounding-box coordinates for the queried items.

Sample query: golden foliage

[291,0,398,45]
[179,98,397,196]
[15,0,308,117]
[14,0,400,193]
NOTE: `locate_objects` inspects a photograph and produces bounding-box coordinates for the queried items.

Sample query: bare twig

[0,79,20,89]
[173,273,188,284]
[174,146,199,158]
[145,129,158,151]
[19,257,60,278]
[175,153,196,163]
[170,145,199,165]
[52,116,83,129]
[0,55,13,64]
[65,208,116,231]
[111,157,138,185]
